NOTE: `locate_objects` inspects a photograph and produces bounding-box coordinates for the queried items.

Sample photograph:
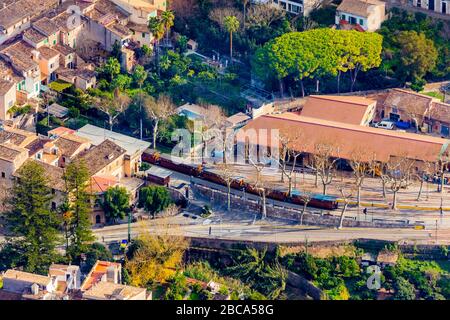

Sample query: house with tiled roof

[0,141,29,183]
[0,260,150,300]
[300,95,377,126]
[373,88,450,136]
[83,281,150,300]
[5,125,147,223]
[258,0,324,15]
[335,0,386,32]
[56,67,97,91]
[13,158,66,210]
[80,260,150,300]
[1,270,56,298]
[53,44,77,69]
[30,132,92,167]
[0,0,59,45]
[1,263,82,300]
[76,139,128,177]
[0,40,41,99]
[76,124,151,177]
[48,264,82,292]
[238,94,450,167]
[429,101,450,136]
[408,0,450,16]
[0,125,37,148]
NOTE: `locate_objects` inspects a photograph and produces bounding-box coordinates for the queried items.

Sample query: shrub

[138,186,173,217]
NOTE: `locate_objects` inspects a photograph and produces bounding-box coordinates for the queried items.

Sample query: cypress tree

[63,159,95,261]
[4,161,60,274]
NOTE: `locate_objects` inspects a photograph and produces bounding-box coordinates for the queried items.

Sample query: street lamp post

[435,219,438,244]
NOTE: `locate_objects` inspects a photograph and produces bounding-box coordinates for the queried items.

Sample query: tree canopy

[3,161,60,274]
[252,29,382,94]
[102,186,130,224]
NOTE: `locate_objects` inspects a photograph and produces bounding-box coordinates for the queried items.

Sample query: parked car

[374,120,395,130]
[395,121,411,129]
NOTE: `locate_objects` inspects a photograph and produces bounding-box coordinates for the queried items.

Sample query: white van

[374,121,395,130]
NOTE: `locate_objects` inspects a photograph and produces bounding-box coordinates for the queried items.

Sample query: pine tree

[63,160,95,261]
[4,161,60,274]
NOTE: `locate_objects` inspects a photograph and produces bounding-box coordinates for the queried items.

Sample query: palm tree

[226,247,287,299]
[160,10,175,44]
[223,15,240,62]
[148,16,165,74]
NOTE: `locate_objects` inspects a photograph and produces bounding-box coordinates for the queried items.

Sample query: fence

[191,183,411,229]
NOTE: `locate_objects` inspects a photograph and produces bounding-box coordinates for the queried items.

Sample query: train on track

[142,151,339,210]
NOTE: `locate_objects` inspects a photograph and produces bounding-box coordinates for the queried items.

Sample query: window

[291,4,300,13]
[1,172,5,178]
[53,39,56,45]
[341,14,346,20]
[359,19,364,26]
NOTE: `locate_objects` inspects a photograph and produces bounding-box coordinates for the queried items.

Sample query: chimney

[106,266,116,283]
[31,50,40,61]
[31,283,40,295]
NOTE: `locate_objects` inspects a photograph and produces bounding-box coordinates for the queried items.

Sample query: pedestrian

[102,236,105,242]
[209,226,212,235]
[363,208,368,215]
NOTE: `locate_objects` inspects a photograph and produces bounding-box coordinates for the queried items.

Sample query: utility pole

[128,210,132,243]
[47,103,50,126]
[436,219,438,244]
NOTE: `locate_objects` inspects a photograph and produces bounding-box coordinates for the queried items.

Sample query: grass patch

[49,80,73,92]
[422,91,444,102]
[156,144,173,155]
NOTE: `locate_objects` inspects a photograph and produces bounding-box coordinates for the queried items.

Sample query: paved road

[93,214,450,245]
[173,172,450,229]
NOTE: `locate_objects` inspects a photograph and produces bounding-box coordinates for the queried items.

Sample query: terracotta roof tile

[301,95,376,125]
[75,139,126,175]
[337,0,385,17]
[240,113,449,163]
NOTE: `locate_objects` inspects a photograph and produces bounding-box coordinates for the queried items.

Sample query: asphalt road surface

[93,214,450,245]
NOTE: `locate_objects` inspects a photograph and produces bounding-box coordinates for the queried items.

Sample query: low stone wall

[191,184,410,229]
[423,81,450,92]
